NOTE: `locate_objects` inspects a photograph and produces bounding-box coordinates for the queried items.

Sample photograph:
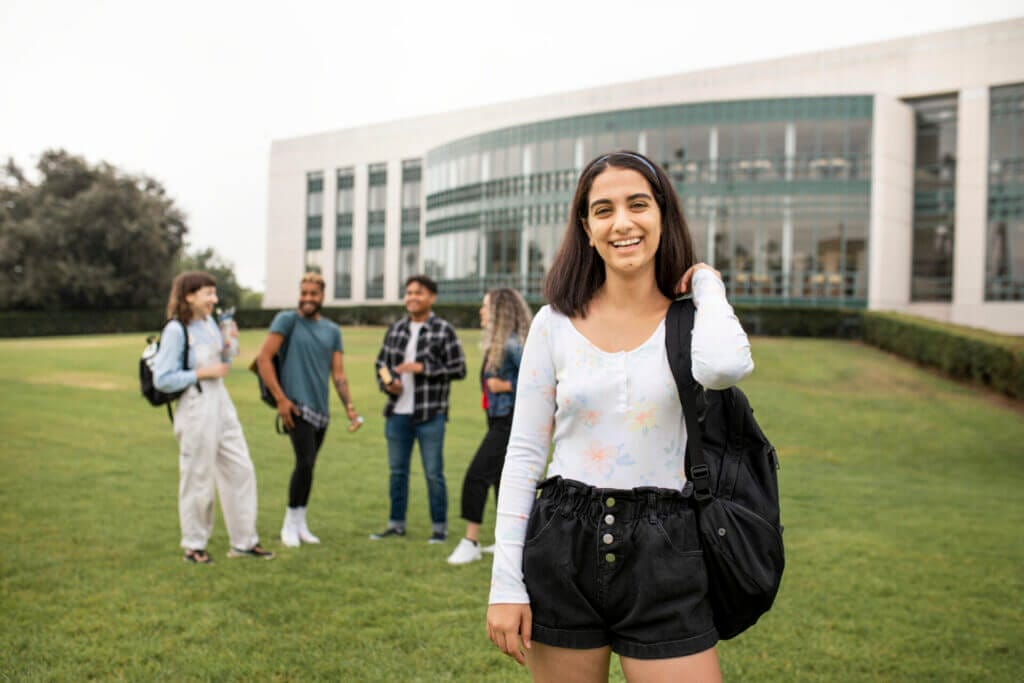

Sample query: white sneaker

[447,538,483,565]
[281,508,300,548]
[296,507,320,544]
[480,544,496,554]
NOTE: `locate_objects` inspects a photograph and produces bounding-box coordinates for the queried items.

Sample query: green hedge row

[2,305,1021,399]
[233,304,485,331]
[0,304,490,338]
[0,309,169,337]
[861,311,1024,399]
[0,304,862,338]
[733,305,863,338]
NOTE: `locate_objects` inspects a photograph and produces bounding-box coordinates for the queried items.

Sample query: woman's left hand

[675,263,721,295]
[487,603,533,666]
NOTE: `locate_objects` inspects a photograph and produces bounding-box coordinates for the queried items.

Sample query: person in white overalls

[153,271,274,564]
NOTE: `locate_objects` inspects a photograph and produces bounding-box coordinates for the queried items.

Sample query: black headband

[594,152,660,180]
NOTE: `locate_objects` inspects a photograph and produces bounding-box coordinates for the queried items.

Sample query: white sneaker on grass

[447,538,483,565]
[281,508,300,548]
[296,507,320,544]
[480,544,495,554]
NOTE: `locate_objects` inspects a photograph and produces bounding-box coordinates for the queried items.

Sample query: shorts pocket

[653,508,704,557]
[523,497,560,547]
[630,547,714,637]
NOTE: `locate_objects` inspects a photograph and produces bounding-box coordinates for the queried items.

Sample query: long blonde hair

[481,288,532,372]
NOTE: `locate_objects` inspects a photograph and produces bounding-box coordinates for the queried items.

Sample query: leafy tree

[0,150,187,310]
[239,288,263,309]
[176,246,245,310]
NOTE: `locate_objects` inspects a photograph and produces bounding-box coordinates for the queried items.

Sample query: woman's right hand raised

[197,363,230,380]
[487,603,532,666]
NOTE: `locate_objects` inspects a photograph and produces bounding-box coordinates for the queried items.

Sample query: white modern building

[265,18,1024,334]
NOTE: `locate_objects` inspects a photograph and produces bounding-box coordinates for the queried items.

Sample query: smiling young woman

[153,271,275,564]
[485,151,754,683]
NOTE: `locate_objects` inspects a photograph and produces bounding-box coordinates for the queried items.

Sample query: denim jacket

[482,334,523,418]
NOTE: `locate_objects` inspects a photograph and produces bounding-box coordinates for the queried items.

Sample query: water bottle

[217,307,239,358]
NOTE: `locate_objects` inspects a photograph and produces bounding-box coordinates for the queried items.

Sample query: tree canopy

[0,150,188,310]
[176,246,244,310]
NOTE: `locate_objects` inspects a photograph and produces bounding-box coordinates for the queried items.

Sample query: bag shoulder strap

[276,311,303,363]
[665,298,712,502]
[171,318,202,394]
[177,319,190,370]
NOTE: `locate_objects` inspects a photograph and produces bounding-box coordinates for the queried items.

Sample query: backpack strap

[665,298,712,502]
[716,389,746,501]
[165,318,200,425]
[179,318,190,371]
[177,318,202,395]
[277,311,301,365]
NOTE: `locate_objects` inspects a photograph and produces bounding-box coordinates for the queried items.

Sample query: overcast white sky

[1,0,1021,290]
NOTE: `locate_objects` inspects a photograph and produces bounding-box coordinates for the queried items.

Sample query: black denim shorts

[522,476,718,659]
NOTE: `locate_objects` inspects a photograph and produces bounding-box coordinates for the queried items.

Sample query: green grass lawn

[0,328,1021,682]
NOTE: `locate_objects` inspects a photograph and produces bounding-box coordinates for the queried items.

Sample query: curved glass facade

[987,82,1024,301]
[423,96,872,305]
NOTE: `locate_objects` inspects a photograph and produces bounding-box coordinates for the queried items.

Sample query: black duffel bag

[665,297,785,640]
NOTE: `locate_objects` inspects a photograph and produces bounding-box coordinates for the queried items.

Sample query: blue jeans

[385,413,447,527]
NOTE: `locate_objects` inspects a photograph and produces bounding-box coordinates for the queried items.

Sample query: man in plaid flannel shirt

[370,275,467,543]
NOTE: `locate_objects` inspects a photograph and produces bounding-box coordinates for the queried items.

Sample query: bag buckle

[690,464,713,502]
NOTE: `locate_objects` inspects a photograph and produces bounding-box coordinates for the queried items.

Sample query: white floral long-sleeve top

[488,269,754,605]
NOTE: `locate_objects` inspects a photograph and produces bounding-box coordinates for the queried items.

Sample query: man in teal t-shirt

[255,272,361,549]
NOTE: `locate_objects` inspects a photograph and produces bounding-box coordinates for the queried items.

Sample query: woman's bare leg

[526,642,612,683]
[620,646,721,683]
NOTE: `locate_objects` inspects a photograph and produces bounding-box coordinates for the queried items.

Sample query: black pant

[287,416,328,508]
[460,414,513,524]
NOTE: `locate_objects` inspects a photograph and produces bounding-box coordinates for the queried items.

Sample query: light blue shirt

[152,317,224,394]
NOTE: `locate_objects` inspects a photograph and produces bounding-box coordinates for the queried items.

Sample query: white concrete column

[782,196,793,294]
[785,123,796,182]
[263,163,307,308]
[754,218,766,275]
[520,221,530,290]
[706,201,717,269]
[637,131,648,156]
[868,95,915,310]
[384,159,403,301]
[418,160,427,275]
[708,127,719,183]
[951,87,989,322]
[351,164,368,302]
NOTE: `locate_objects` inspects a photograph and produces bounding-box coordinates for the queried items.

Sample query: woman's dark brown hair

[166,271,217,325]
[544,151,695,317]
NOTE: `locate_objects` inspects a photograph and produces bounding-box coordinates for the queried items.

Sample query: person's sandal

[184,548,213,564]
[227,544,275,560]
